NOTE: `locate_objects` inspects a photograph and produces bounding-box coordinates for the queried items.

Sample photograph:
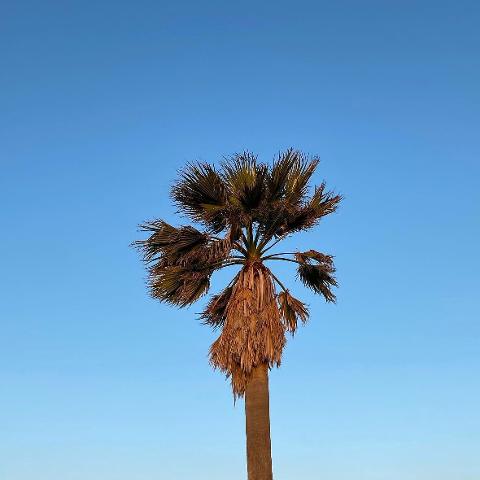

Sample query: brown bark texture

[245,363,273,480]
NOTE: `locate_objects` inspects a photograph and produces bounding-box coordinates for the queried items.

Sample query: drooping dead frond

[277,291,309,334]
[295,250,332,264]
[295,251,337,302]
[200,284,235,329]
[209,263,286,398]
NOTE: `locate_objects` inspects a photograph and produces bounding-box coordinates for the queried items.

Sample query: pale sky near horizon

[1,1,479,479]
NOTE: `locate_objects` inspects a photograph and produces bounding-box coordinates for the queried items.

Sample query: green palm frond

[171,162,229,232]
[135,220,241,307]
[221,151,268,215]
[136,220,235,267]
[149,264,212,306]
[276,184,342,235]
[265,149,299,202]
[309,183,343,216]
[253,149,340,242]
[135,220,209,263]
[264,149,317,204]
[283,151,319,206]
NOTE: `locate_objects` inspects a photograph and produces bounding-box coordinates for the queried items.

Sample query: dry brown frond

[295,250,337,302]
[200,283,235,329]
[277,291,309,334]
[209,263,286,398]
[295,250,333,265]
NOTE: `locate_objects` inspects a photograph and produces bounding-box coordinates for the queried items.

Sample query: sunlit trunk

[245,363,273,480]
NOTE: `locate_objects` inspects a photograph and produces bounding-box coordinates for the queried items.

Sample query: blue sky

[1,1,479,479]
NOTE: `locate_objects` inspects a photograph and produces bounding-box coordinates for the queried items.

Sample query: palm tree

[134,149,342,480]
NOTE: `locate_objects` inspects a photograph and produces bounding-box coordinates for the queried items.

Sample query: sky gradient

[1,1,479,479]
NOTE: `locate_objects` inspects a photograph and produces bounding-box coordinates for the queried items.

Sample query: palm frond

[171,162,229,232]
[200,284,234,329]
[135,220,234,268]
[309,183,343,217]
[265,149,298,202]
[254,149,334,242]
[180,237,233,268]
[283,151,319,206]
[134,220,209,263]
[295,251,337,302]
[221,152,268,215]
[277,291,309,334]
[135,220,240,307]
[265,149,316,202]
[149,264,212,307]
[295,250,332,264]
[267,183,342,237]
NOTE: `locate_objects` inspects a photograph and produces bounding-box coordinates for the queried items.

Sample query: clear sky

[1,1,479,479]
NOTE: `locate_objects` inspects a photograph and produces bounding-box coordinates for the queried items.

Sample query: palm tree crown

[135,149,342,397]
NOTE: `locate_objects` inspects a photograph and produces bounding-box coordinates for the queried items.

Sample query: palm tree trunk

[245,363,273,480]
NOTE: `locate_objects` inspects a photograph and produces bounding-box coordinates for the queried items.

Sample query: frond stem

[269,271,288,292]
[192,257,244,270]
[263,257,301,265]
[253,224,262,245]
[259,234,289,255]
[233,242,248,256]
[262,252,296,259]
[214,260,244,269]
[239,231,249,249]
